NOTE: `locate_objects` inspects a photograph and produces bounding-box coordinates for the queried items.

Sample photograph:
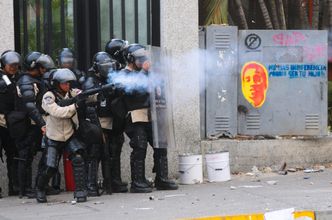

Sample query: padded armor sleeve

[19,82,46,127]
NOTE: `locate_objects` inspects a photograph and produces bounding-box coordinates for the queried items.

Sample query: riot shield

[148,46,175,149]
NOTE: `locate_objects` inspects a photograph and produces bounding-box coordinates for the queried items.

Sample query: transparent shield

[148,46,175,148]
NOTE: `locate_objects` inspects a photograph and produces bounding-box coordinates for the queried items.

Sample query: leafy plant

[200,0,229,25]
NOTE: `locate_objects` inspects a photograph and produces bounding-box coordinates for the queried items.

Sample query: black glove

[75,93,87,109]
[57,97,77,107]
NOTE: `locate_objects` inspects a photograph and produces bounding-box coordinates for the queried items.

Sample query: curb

[179,210,321,220]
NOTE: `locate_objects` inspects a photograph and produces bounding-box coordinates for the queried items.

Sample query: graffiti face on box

[241,62,269,108]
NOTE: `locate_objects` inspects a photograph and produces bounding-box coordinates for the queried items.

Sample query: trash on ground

[230,186,237,190]
[71,200,77,205]
[134,207,154,210]
[238,185,263,188]
[149,196,155,201]
[251,166,262,176]
[266,181,278,185]
[304,176,310,179]
[245,172,255,176]
[164,194,186,198]
[287,168,297,172]
[94,201,104,205]
[262,167,273,173]
[278,170,288,175]
[304,169,320,173]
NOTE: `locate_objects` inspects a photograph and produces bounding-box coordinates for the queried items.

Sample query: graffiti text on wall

[268,64,327,79]
[273,32,307,46]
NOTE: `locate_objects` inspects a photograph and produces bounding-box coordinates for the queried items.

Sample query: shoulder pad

[17,74,38,86]
[82,77,96,90]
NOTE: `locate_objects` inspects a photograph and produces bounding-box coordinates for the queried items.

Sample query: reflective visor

[60,56,74,64]
[132,48,148,64]
[98,62,114,77]
[37,54,55,69]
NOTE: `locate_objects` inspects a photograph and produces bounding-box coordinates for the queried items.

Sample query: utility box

[238,30,328,136]
[200,25,238,138]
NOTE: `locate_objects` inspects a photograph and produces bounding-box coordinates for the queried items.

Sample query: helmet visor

[98,62,114,77]
[132,48,148,64]
[37,54,55,70]
[60,56,75,65]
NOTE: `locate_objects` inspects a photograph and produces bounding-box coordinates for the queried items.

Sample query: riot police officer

[57,48,83,88]
[10,51,54,198]
[120,44,178,193]
[86,52,127,194]
[0,50,21,196]
[104,39,129,193]
[35,68,87,203]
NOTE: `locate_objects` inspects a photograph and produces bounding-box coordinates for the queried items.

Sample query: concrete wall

[201,137,332,173]
[0,0,15,54]
[160,0,201,154]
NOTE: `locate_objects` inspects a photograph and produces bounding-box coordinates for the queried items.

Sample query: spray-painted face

[241,62,269,108]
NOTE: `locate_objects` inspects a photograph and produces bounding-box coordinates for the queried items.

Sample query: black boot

[35,173,49,203]
[17,158,27,198]
[36,189,47,203]
[7,157,19,196]
[72,155,88,202]
[49,170,61,195]
[86,159,99,197]
[101,158,112,195]
[24,164,36,198]
[111,158,128,193]
[130,159,153,193]
[154,155,178,190]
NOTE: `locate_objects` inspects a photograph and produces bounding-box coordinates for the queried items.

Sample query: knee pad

[17,148,30,161]
[46,147,59,168]
[71,154,85,167]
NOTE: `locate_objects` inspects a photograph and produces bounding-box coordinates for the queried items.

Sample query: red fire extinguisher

[63,151,75,191]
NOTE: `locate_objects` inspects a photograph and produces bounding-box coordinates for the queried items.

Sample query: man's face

[61,62,73,69]
[4,63,19,75]
[241,62,268,108]
[39,67,47,75]
[59,82,70,93]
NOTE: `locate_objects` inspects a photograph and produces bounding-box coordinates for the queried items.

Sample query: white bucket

[178,154,203,184]
[205,151,231,182]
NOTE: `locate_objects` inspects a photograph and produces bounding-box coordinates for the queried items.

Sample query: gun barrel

[80,83,115,97]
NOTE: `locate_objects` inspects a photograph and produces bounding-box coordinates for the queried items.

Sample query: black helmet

[123,44,148,64]
[105,39,128,65]
[52,68,77,84]
[92,52,118,78]
[1,51,21,68]
[58,48,76,68]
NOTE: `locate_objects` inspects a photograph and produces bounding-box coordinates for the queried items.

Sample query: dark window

[14,0,160,71]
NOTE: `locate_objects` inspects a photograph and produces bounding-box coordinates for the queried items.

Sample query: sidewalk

[1,169,332,220]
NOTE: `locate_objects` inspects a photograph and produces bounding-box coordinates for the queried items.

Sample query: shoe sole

[130,188,153,193]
